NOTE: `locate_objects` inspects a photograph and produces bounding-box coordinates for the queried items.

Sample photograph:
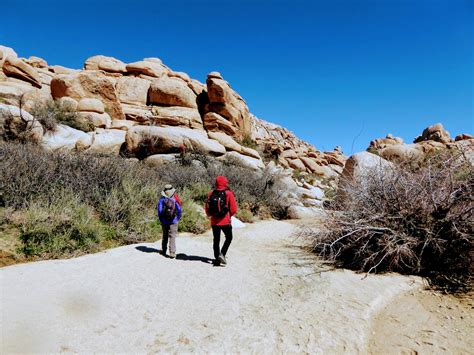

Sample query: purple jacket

[157,197,182,225]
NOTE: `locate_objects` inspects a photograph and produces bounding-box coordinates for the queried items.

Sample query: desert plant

[302,151,473,292]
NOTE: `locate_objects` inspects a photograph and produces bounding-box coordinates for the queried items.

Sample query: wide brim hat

[161,184,176,198]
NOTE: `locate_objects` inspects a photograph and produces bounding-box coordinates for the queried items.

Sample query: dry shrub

[305,150,473,292]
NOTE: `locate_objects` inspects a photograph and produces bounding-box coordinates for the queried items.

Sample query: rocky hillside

[0,45,347,217]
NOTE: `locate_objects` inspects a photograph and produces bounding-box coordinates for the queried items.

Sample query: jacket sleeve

[157,198,163,218]
[227,190,238,216]
[176,199,182,221]
[174,193,182,207]
[204,191,211,216]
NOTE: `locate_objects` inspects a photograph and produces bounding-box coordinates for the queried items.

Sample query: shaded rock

[148,77,197,108]
[41,124,88,151]
[77,98,105,113]
[280,149,298,159]
[126,60,167,78]
[84,55,126,73]
[300,156,320,172]
[203,112,237,136]
[121,104,153,122]
[116,76,150,106]
[3,57,42,88]
[455,133,473,141]
[50,71,123,119]
[0,103,43,143]
[125,125,226,157]
[369,134,404,150]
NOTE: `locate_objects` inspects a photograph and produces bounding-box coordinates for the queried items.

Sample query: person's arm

[204,191,211,217]
[227,190,238,216]
[176,200,182,221]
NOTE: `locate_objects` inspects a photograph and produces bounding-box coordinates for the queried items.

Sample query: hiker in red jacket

[205,176,238,266]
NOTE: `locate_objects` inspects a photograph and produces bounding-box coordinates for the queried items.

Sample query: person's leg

[212,226,221,260]
[161,224,169,254]
[221,225,233,257]
[168,223,177,257]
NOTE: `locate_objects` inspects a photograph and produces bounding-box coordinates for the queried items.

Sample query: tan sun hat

[161,184,176,198]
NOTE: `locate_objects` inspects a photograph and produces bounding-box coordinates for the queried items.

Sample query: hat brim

[161,189,176,198]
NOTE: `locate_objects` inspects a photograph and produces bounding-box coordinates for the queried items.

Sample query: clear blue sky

[1,0,472,153]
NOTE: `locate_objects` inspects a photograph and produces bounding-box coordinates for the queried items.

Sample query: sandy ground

[1,220,472,354]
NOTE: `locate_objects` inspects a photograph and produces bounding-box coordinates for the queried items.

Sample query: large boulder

[126,60,168,78]
[144,154,178,167]
[76,129,126,155]
[125,125,226,157]
[84,55,126,73]
[151,106,202,129]
[148,77,197,108]
[110,119,137,131]
[50,71,123,119]
[77,111,112,128]
[378,143,424,162]
[3,57,42,88]
[206,73,251,138]
[369,134,404,150]
[26,56,48,69]
[41,124,89,151]
[116,76,150,106]
[77,98,105,113]
[414,123,452,144]
[208,131,242,152]
[218,151,264,171]
[287,206,325,219]
[0,103,43,142]
[341,151,395,183]
[0,80,36,106]
[0,45,18,67]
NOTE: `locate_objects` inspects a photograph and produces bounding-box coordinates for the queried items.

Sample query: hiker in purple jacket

[157,184,182,258]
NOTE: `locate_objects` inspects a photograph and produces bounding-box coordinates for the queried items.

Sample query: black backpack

[207,189,229,217]
[161,197,177,221]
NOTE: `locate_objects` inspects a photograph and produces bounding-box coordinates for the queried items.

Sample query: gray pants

[162,223,178,254]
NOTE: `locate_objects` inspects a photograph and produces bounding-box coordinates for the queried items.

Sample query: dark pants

[212,225,233,259]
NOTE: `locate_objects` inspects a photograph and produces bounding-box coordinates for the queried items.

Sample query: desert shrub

[31,99,94,132]
[18,193,115,258]
[236,208,255,223]
[178,189,210,234]
[239,134,258,150]
[303,151,473,292]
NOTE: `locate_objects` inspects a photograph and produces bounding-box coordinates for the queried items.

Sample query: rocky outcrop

[414,123,452,144]
[148,76,197,108]
[3,57,42,88]
[84,55,127,73]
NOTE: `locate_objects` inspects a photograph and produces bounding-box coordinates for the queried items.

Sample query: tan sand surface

[1,220,472,353]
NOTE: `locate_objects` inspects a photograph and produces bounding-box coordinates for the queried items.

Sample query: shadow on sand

[135,246,213,264]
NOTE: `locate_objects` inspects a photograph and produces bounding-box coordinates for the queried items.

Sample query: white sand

[1,220,472,353]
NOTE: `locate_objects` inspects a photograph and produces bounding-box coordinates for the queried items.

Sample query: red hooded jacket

[205,176,238,226]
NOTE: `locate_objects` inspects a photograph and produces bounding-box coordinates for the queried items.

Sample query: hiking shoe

[218,253,227,265]
[169,252,176,259]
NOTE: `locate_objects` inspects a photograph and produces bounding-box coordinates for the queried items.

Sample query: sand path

[1,220,472,353]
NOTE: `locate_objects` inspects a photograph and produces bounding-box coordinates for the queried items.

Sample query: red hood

[215,176,228,190]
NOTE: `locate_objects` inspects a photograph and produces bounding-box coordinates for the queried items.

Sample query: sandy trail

[1,220,472,353]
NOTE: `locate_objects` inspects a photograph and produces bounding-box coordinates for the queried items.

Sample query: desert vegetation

[301,150,473,292]
[0,140,290,265]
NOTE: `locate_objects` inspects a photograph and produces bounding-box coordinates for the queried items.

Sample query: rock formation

[0,45,346,216]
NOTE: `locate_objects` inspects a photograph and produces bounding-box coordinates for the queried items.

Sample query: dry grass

[301,151,473,292]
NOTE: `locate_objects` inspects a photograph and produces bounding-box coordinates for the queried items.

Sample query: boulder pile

[0,45,346,216]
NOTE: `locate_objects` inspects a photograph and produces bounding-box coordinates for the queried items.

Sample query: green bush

[236,208,255,223]
[178,189,210,234]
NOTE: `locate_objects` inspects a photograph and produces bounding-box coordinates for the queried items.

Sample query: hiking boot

[169,252,176,259]
[218,253,227,265]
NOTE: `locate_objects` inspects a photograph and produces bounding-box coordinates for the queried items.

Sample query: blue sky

[1,0,472,153]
